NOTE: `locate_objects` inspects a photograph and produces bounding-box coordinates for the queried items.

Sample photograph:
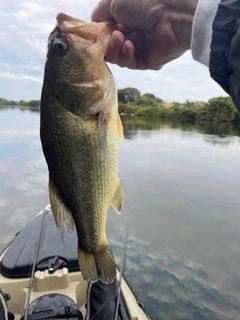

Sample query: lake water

[1,106,240,319]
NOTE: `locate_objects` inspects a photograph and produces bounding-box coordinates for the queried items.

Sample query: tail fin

[78,245,116,283]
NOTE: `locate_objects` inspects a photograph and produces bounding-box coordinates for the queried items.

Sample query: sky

[0,0,228,103]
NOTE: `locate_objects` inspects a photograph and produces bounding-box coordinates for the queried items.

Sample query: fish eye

[54,38,68,55]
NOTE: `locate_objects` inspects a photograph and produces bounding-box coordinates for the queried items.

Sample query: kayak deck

[0,208,151,320]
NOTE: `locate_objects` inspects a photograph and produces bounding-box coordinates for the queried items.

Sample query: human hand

[92,0,199,70]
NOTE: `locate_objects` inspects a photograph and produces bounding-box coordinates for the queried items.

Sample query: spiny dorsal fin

[110,179,124,214]
[49,175,75,232]
[117,113,124,143]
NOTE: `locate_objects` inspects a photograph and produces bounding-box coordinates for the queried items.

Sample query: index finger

[91,0,113,22]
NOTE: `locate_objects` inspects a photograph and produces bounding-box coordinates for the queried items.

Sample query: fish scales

[41,95,118,241]
[40,13,124,283]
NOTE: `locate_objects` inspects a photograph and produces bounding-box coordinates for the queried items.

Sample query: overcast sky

[0,0,227,102]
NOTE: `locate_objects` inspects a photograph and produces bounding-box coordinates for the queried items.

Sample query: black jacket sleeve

[209,0,240,111]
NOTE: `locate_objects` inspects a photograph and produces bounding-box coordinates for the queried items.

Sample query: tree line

[1,87,239,122]
[0,98,39,108]
[117,88,239,123]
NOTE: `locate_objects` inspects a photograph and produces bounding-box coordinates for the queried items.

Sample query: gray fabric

[191,0,221,66]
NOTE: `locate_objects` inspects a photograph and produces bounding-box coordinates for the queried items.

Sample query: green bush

[136,96,158,107]
[135,107,164,117]
[0,98,17,106]
[178,107,198,122]
[118,103,140,114]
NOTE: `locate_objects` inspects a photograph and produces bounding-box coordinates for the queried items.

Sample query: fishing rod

[114,210,129,320]
[23,208,47,320]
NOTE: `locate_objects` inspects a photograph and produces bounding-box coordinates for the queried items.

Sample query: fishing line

[23,207,46,320]
[88,287,117,320]
[88,187,131,320]
[114,205,130,320]
[87,242,129,320]
[114,184,132,320]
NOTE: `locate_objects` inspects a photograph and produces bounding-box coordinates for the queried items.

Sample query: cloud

[0,0,228,102]
[109,52,228,102]
[0,129,39,136]
[0,71,42,83]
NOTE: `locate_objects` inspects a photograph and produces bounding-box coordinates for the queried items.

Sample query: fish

[40,13,124,283]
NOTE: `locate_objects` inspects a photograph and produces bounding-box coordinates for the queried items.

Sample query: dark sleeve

[209,0,240,111]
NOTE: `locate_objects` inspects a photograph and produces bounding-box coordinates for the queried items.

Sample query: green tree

[182,100,196,108]
[118,88,141,104]
[206,96,238,122]
[136,106,162,117]
[172,102,182,108]
[136,96,158,107]
[27,100,40,107]
[0,98,17,105]
[179,107,198,122]
[143,93,163,103]
[19,100,27,106]
[118,103,140,114]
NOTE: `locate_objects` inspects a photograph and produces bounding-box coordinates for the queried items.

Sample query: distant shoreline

[1,92,238,124]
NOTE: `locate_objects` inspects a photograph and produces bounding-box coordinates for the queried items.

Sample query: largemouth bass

[40,13,124,283]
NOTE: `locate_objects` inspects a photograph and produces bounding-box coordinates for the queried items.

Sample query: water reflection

[0,107,48,247]
[111,237,240,320]
[19,106,40,113]
[122,116,240,145]
[1,107,240,319]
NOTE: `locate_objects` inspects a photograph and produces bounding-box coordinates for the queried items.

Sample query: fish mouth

[56,13,117,55]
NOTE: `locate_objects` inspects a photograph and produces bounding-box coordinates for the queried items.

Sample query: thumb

[92,0,113,22]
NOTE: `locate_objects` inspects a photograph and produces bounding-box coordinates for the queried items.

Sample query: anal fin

[49,175,75,232]
[110,179,124,214]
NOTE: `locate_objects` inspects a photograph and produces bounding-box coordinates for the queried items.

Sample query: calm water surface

[1,106,240,319]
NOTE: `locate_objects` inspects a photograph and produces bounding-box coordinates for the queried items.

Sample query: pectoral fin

[49,175,75,232]
[117,113,124,143]
[110,180,124,214]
